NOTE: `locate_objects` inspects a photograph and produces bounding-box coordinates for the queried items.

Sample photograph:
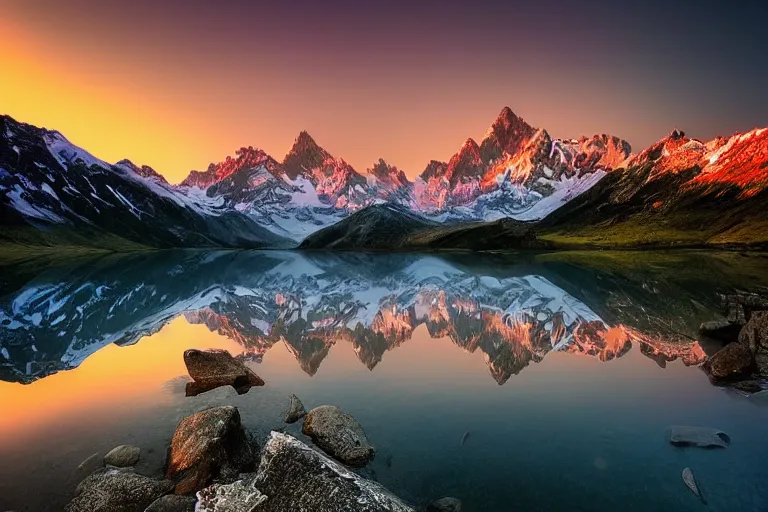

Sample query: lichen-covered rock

[427,497,462,512]
[64,468,173,512]
[284,394,307,424]
[196,478,267,512]
[302,405,375,467]
[165,406,255,495]
[668,425,730,448]
[144,494,196,512]
[183,349,265,397]
[701,342,755,381]
[252,432,414,511]
[104,445,140,468]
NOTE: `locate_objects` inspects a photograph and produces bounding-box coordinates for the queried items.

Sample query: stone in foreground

[183,349,265,397]
[302,405,375,466]
[284,394,307,424]
[701,342,754,381]
[165,406,255,494]
[196,478,268,512]
[64,468,173,512]
[668,425,730,448]
[427,497,463,512]
[104,445,141,468]
[144,494,196,512]
[252,431,413,511]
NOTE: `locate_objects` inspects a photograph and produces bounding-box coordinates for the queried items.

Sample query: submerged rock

[183,349,265,397]
[682,467,706,503]
[64,468,173,512]
[77,452,101,472]
[284,394,307,424]
[104,445,140,468]
[302,405,375,467]
[165,406,255,495]
[144,494,196,512]
[702,342,754,381]
[750,389,768,406]
[427,497,463,512]
[196,478,267,512]
[252,431,414,511]
[668,425,730,448]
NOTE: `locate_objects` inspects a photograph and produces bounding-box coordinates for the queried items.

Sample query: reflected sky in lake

[1,250,768,511]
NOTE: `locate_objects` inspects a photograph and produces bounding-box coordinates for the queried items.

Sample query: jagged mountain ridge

[0,116,292,250]
[0,250,721,385]
[539,128,768,248]
[169,107,634,241]
[3,108,768,250]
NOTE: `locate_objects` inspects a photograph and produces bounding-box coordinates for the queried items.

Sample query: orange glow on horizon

[0,318,242,443]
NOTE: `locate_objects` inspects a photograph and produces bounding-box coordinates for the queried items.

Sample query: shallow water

[1,249,768,511]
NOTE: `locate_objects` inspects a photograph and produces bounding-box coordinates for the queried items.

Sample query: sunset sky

[2,0,766,183]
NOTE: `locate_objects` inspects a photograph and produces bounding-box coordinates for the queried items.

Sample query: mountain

[3,108,767,253]
[281,131,369,207]
[539,129,768,248]
[0,116,292,251]
[0,250,724,385]
[299,203,543,251]
[366,159,412,201]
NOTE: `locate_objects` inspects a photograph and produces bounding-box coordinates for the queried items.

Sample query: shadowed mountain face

[3,250,767,386]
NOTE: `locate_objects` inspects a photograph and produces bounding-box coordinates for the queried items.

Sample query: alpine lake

[1,249,767,512]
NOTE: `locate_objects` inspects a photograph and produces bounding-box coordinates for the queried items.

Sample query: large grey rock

[104,445,141,468]
[165,406,255,495]
[668,425,730,448]
[196,478,267,512]
[284,394,307,424]
[251,431,414,511]
[144,494,196,512]
[183,349,265,397]
[302,405,375,467]
[64,468,173,512]
[427,497,462,512]
[701,342,755,381]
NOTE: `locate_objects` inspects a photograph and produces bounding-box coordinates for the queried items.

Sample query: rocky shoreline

[699,292,768,394]
[62,350,460,512]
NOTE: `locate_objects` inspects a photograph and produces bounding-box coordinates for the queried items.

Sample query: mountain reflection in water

[2,250,765,386]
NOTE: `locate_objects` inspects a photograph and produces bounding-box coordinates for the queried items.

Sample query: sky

[2,0,766,183]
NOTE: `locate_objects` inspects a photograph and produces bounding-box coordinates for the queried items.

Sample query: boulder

[284,394,307,424]
[738,311,768,354]
[251,431,414,511]
[64,468,173,512]
[701,342,754,381]
[144,495,196,512]
[668,425,730,448]
[165,406,255,495]
[698,320,741,343]
[196,478,267,512]
[302,405,375,467]
[183,349,264,397]
[427,497,463,512]
[104,445,141,468]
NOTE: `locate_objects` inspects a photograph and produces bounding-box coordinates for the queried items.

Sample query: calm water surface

[1,250,767,512]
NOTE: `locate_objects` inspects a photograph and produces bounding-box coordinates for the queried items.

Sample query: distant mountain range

[0,251,719,385]
[1,108,767,251]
